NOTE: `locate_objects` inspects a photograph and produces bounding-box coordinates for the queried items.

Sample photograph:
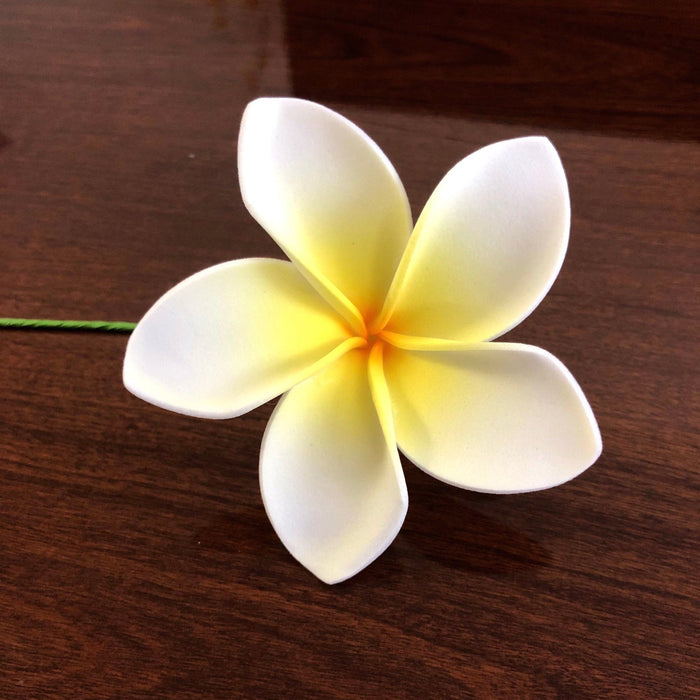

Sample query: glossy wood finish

[1,1,698,697]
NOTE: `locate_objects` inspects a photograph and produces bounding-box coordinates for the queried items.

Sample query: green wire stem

[0,318,136,332]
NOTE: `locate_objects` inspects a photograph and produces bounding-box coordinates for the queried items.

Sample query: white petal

[260,349,407,584]
[384,343,601,493]
[378,137,569,342]
[124,259,360,419]
[239,98,412,330]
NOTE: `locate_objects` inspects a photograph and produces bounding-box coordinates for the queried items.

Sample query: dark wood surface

[1,1,698,697]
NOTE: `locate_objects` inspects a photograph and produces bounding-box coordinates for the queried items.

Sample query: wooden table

[1,1,698,697]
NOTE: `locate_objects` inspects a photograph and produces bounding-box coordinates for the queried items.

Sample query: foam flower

[123,98,601,584]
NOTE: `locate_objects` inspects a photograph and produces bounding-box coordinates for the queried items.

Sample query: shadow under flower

[399,463,553,576]
[190,462,552,583]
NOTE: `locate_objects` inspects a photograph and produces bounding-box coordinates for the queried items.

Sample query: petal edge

[384,342,601,493]
[379,137,570,342]
[260,349,407,584]
[124,258,357,419]
[239,98,413,328]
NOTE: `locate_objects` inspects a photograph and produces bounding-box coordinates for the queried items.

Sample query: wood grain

[286,0,700,141]
[1,1,698,698]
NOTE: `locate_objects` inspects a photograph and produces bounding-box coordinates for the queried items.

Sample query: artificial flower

[123,98,601,584]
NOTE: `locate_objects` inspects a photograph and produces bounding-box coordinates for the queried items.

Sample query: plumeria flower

[124,98,601,584]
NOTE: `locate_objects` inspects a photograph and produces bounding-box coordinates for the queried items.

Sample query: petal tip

[303,499,408,585]
[262,476,408,585]
[259,360,409,585]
